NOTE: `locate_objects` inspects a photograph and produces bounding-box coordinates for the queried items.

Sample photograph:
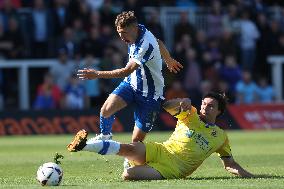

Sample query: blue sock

[100,114,115,134]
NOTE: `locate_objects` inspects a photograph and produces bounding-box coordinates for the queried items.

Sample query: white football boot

[89,133,113,141]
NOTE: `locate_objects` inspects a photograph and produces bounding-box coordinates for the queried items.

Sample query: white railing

[267,56,284,102]
[0,59,57,110]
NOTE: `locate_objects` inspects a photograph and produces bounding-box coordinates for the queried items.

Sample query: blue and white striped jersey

[125,24,164,100]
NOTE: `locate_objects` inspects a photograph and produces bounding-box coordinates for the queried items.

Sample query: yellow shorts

[145,142,183,179]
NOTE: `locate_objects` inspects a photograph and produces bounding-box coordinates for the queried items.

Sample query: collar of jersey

[205,123,216,128]
[134,24,146,45]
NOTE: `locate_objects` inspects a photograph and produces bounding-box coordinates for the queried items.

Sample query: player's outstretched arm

[221,157,254,178]
[162,98,191,116]
[77,61,139,80]
[157,39,183,73]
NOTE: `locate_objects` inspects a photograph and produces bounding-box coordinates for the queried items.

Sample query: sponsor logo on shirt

[211,129,217,137]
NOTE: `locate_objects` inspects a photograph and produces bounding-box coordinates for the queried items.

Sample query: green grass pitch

[0,130,284,189]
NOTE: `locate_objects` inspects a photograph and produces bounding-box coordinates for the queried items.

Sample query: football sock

[83,140,120,155]
[100,114,115,135]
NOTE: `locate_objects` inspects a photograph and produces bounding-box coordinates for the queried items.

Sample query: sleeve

[131,41,154,65]
[174,107,197,123]
[216,134,232,158]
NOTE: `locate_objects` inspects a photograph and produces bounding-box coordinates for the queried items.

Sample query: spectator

[267,20,282,55]
[80,26,105,58]
[251,0,267,16]
[200,51,219,86]
[79,54,102,107]
[164,80,188,100]
[219,29,238,58]
[273,33,284,54]
[0,21,12,58]
[255,12,270,76]
[194,29,207,61]
[218,55,242,95]
[173,33,193,64]
[5,17,23,58]
[195,79,213,108]
[50,48,76,90]
[57,27,78,59]
[0,0,21,9]
[207,0,223,38]
[33,84,56,109]
[85,0,104,11]
[207,37,222,63]
[109,52,125,87]
[235,70,258,104]
[0,0,19,31]
[176,0,197,7]
[255,76,275,103]
[63,73,86,109]
[0,70,3,110]
[100,24,114,45]
[68,0,91,30]
[183,48,201,93]
[222,4,240,35]
[35,72,62,108]
[99,0,116,27]
[239,10,260,71]
[173,10,196,43]
[51,0,70,37]
[88,10,101,29]
[72,18,87,47]
[145,8,164,41]
[200,80,213,97]
[99,45,120,95]
[31,0,52,58]
[216,79,235,103]
[183,48,202,105]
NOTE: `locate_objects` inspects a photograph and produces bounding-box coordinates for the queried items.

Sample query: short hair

[115,11,137,28]
[203,91,228,116]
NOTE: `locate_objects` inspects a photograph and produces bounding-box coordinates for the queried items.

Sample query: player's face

[116,25,137,44]
[200,97,220,122]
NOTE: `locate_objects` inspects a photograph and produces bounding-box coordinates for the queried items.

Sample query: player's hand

[165,57,183,73]
[179,98,191,112]
[77,68,99,80]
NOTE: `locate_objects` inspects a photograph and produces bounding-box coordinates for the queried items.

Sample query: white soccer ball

[36,162,63,186]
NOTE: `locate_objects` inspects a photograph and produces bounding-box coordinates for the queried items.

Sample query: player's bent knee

[100,104,114,118]
[100,106,109,117]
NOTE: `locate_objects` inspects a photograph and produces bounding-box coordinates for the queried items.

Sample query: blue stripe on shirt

[136,67,142,92]
[134,39,144,56]
[143,64,155,99]
[141,44,154,64]
[135,24,146,45]
[136,43,154,93]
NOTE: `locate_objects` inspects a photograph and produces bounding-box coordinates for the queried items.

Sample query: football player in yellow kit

[67,92,254,180]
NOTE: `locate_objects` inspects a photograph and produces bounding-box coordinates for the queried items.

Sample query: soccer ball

[36,162,63,186]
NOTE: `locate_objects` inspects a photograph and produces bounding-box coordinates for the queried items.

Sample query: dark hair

[115,11,137,28]
[203,91,228,116]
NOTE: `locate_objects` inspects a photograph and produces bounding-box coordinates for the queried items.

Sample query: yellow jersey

[145,107,232,178]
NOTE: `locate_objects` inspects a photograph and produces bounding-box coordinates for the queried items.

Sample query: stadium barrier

[0,108,125,135]
[0,103,283,135]
[228,103,284,129]
[0,106,235,136]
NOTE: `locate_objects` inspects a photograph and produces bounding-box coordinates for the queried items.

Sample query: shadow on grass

[187,174,284,180]
[116,175,284,182]
[61,185,79,186]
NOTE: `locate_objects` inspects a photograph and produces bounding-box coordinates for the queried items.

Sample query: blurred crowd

[0,0,283,110]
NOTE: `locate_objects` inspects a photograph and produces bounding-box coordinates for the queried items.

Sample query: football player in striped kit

[77,11,182,143]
